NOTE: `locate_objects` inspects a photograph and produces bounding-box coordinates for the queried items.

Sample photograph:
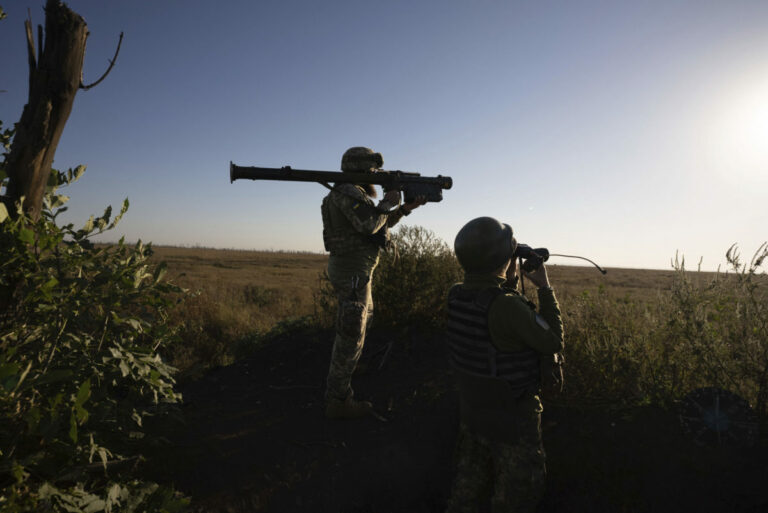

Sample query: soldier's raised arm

[329,183,391,235]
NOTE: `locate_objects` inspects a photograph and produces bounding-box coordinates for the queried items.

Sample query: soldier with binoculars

[445,216,565,513]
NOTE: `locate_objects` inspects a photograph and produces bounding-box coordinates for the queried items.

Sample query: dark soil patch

[148,329,768,512]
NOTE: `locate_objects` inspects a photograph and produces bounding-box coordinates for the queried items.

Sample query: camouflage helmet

[454,217,517,274]
[341,146,383,173]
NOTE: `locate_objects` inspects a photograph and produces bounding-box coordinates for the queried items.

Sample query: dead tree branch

[5,0,123,220]
[24,15,36,76]
[80,31,123,90]
[4,0,88,220]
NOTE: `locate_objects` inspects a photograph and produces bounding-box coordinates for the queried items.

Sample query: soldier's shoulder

[492,290,534,312]
[333,183,367,200]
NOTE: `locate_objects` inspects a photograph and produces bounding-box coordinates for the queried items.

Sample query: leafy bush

[558,286,660,405]
[662,246,768,417]
[560,245,768,422]
[373,226,462,331]
[0,167,188,509]
[315,225,462,333]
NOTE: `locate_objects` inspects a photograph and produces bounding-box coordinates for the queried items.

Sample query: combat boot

[325,395,373,419]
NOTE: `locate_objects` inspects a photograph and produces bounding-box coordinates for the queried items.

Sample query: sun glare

[707,74,768,180]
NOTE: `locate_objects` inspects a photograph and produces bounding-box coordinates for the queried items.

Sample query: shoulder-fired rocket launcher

[229,162,452,203]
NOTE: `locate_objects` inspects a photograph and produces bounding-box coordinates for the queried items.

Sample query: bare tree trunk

[4,0,87,221]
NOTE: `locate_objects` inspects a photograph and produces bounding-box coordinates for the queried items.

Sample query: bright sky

[1,0,766,270]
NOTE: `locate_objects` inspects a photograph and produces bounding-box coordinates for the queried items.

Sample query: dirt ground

[148,328,768,513]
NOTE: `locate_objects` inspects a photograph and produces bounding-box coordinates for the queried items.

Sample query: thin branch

[80,31,123,90]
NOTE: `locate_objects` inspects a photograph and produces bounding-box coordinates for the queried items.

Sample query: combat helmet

[341,147,383,173]
[454,217,517,274]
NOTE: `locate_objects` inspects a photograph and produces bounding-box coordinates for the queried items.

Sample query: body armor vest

[446,286,541,391]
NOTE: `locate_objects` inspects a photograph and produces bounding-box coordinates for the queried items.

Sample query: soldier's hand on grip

[403,195,427,213]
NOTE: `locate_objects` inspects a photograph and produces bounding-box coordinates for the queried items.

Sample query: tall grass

[561,244,768,420]
[149,248,325,376]
[156,231,768,425]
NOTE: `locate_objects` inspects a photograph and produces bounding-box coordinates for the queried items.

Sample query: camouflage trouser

[325,260,374,401]
[446,413,546,513]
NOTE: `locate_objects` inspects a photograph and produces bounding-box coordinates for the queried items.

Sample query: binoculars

[515,244,550,273]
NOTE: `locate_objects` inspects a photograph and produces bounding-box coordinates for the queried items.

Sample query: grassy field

[148,246,329,373]
[142,241,768,511]
[150,241,766,418]
[149,244,686,371]
[151,246,327,327]
[151,245,684,334]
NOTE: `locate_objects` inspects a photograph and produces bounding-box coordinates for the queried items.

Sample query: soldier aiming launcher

[229,162,452,203]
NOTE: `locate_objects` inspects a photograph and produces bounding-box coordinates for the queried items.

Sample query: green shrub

[558,287,659,405]
[315,225,462,333]
[662,246,768,417]
[0,167,188,509]
[560,245,768,421]
[373,226,462,331]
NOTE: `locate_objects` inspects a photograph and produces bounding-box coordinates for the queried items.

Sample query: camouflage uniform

[322,182,407,401]
[445,273,564,513]
[449,403,545,512]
